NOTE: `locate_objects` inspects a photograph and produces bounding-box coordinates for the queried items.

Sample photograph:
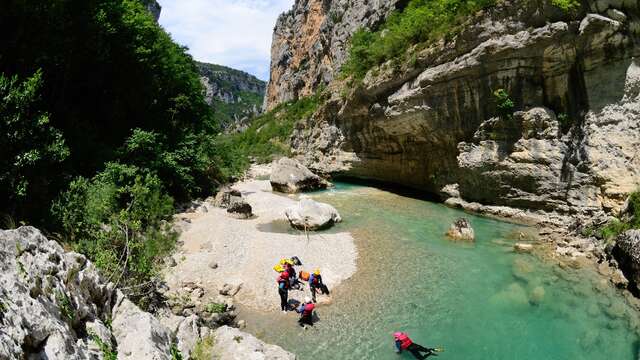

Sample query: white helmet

[304,297,312,303]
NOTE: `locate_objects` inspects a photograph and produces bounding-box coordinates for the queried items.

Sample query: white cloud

[158,0,294,81]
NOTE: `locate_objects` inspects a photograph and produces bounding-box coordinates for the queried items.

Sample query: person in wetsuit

[393,332,438,359]
[277,271,290,312]
[308,269,329,303]
[297,297,315,327]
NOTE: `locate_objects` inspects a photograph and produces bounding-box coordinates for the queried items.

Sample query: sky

[158,0,294,81]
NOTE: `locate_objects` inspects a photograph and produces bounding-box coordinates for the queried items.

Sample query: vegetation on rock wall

[341,0,496,79]
[598,191,640,240]
[214,92,324,177]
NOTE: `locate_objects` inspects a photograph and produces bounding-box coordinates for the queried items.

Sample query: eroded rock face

[270,157,328,193]
[288,0,640,216]
[612,230,640,294]
[264,0,402,110]
[0,226,114,359]
[285,197,342,230]
[211,326,296,360]
[0,227,294,360]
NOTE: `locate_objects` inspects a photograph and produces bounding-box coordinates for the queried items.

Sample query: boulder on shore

[270,157,328,193]
[210,326,296,360]
[214,186,243,208]
[285,197,342,230]
[612,230,640,293]
[227,199,253,219]
[446,218,475,241]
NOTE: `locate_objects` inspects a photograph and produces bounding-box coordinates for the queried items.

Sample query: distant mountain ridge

[197,62,266,132]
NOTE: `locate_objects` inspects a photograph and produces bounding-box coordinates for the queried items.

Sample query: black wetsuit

[396,341,436,359]
[309,274,329,302]
[278,278,289,311]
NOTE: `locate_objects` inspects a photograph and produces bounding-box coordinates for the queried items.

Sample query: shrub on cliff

[342,0,496,79]
[599,191,640,240]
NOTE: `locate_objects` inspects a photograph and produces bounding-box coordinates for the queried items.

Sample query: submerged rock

[210,326,296,360]
[285,197,342,230]
[270,157,328,193]
[446,218,475,241]
[514,243,534,253]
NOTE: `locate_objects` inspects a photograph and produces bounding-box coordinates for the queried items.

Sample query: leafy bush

[598,190,640,241]
[493,88,515,120]
[204,302,227,314]
[551,0,580,11]
[341,0,496,79]
[52,163,177,307]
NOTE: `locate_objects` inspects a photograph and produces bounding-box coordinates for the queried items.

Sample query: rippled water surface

[240,183,639,359]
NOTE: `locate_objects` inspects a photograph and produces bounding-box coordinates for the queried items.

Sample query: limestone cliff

[198,62,266,132]
[272,0,640,217]
[264,0,403,110]
[0,227,294,359]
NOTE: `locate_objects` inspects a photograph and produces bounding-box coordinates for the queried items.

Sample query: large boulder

[270,158,328,193]
[210,326,296,360]
[612,230,640,294]
[111,292,174,360]
[284,197,342,230]
[227,199,253,219]
[446,218,475,241]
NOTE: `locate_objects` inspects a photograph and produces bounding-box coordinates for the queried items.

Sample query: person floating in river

[277,271,290,313]
[297,297,315,328]
[309,269,329,303]
[393,332,439,359]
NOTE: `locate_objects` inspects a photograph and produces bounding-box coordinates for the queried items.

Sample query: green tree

[0,71,69,220]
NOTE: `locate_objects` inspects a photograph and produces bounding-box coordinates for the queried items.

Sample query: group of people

[275,257,329,328]
[274,259,440,358]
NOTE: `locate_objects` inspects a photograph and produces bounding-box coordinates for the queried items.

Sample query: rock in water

[446,218,475,241]
[211,326,296,360]
[514,243,534,253]
[285,197,341,230]
[270,157,328,193]
[227,199,253,219]
[612,230,640,293]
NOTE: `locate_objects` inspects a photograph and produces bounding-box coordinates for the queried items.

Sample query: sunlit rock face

[264,0,403,110]
[282,0,639,216]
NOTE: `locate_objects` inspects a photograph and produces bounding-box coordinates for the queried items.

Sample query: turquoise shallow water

[241,183,640,359]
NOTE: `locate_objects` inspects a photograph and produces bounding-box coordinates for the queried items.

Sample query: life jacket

[395,333,413,350]
[302,303,315,316]
[277,272,290,289]
[310,274,321,285]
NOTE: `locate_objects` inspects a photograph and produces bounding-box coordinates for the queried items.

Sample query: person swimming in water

[393,332,439,359]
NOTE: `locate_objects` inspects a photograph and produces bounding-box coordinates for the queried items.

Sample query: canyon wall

[197,62,266,132]
[264,0,404,110]
[269,0,640,216]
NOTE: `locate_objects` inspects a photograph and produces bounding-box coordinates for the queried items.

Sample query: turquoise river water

[240,183,640,359]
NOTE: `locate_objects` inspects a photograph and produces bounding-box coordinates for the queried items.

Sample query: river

[239,183,639,359]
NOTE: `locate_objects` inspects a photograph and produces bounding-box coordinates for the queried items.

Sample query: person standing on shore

[277,271,290,312]
[309,269,329,303]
